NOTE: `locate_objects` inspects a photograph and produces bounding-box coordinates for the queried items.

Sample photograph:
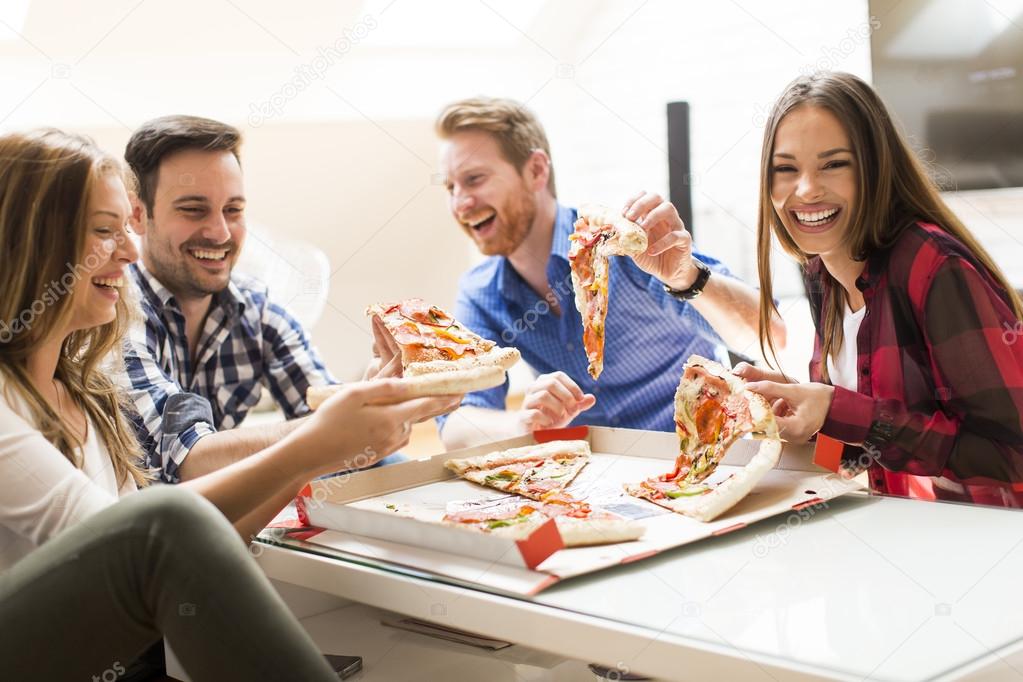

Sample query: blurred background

[2,0,1021,388]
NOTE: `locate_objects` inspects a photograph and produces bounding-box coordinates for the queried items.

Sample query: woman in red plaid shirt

[738,72,1023,508]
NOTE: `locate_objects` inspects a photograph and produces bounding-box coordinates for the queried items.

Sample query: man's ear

[128,192,147,235]
[525,149,551,193]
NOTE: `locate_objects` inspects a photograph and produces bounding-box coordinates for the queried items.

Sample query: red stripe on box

[526,575,562,596]
[515,517,564,569]
[620,550,659,565]
[299,483,313,498]
[295,495,310,526]
[792,497,825,511]
[712,522,747,536]
[813,434,844,473]
[534,426,589,443]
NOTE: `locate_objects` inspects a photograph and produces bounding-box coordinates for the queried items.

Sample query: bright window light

[0,0,31,41]
[360,0,547,48]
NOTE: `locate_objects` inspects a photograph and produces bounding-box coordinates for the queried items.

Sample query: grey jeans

[0,485,338,681]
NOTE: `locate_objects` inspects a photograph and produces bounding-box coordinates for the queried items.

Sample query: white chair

[236,221,331,330]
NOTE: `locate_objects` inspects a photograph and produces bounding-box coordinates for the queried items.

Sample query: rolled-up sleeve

[121,323,215,483]
[260,300,338,418]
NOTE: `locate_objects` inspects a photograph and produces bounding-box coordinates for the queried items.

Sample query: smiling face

[67,172,138,333]
[770,105,857,259]
[440,129,538,257]
[138,148,246,300]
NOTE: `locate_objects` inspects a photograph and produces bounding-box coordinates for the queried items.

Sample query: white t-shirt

[0,378,136,571]
[826,303,867,391]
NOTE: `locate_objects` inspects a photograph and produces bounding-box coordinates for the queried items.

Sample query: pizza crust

[577,204,648,256]
[555,516,645,546]
[625,438,782,522]
[405,346,521,376]
[444,439,591,475]
[306,366,506,411]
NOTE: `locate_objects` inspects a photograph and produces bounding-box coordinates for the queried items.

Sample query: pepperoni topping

[377,300,480,357]
[391,299,454,327]
[694,398,726,443]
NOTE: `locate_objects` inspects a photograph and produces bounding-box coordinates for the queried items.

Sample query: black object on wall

[666,101,694,239]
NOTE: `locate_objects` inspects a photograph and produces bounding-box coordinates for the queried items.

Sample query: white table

[254,494,1023,681]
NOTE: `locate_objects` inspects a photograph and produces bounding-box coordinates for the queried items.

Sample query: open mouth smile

[791,207,841,232]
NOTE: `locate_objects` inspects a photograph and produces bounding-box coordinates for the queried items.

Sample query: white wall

[3,0,1021,380]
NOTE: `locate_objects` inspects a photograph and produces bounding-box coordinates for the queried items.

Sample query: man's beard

[146,232,235,299]
[478,185,537,257]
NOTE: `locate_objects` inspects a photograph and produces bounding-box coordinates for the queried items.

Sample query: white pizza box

[295,425,863,596]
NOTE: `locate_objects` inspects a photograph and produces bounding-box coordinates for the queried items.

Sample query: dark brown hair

[435,97,557,197]
[124,115,242,214]
[755,72,1023,379]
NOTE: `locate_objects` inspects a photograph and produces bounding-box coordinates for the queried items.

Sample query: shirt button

[566,343,574,351]
[861,366,870,376]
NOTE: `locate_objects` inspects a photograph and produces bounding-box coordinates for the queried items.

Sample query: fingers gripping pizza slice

[443,493,643,547]
[625,355,782,522]
[444,440,591,501]
[568,204,647,380]
[366,299,520,376]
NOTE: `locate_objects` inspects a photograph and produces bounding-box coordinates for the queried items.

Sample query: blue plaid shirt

[439,203,730,433]
[121,262,336,482]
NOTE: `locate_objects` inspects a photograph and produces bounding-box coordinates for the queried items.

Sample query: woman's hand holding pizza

[304,379,462,474]
[744,380,835,443]
[622,190,699,291]
[517,371,596,432]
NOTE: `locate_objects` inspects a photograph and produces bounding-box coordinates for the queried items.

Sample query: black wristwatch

[663,258,712,301]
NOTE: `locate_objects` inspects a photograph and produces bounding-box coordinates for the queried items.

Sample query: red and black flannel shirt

[807,221,1023,508]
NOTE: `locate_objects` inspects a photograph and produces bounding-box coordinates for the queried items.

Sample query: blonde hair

[756,72,1023,380]
[0,129,148,488]
[435,97,557,197]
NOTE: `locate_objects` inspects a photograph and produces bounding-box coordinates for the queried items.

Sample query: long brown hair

[756,72,1023,380]
[0,129,148,487]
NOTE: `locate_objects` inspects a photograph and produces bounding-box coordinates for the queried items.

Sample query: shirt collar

[496,203,577,302]
[131,260,248,318]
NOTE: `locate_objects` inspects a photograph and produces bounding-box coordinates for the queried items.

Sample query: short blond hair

[435,97,556,197]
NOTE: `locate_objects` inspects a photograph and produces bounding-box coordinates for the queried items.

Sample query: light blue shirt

[440,203,731,433]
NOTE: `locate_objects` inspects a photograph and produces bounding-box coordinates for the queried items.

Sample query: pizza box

[292,425,863,596]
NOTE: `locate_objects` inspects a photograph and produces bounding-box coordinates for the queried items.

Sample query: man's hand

[517,371,596,432]
[622,190,698,291]
[745,380,835,443]
[363,315,403,381]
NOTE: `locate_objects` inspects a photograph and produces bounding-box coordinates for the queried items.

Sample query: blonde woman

[0,129,459,680]
[737,72,1023,507]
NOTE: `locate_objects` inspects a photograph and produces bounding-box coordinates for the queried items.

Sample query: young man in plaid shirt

[121,116,400,483]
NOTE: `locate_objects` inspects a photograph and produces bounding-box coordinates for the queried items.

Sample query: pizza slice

[443,492,643,547]
[444,440,590,501]
[366,299,519,376]
[568,204,648,379]
[625,355,782,522]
